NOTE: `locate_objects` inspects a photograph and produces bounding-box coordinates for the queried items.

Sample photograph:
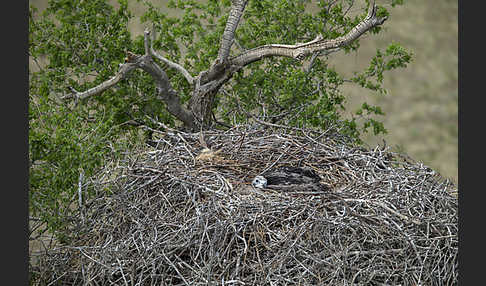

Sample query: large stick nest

[30,124,457,285]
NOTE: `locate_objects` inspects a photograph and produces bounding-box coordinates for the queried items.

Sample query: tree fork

[64,0,386,131]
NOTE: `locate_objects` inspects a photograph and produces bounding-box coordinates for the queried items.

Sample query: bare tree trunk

[64,0,386,131]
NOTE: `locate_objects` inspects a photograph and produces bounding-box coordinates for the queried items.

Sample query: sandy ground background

[29,0,458,184]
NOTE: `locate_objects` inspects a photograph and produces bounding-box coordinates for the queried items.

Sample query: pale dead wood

[229,1,387,66]
[61,62,138,100]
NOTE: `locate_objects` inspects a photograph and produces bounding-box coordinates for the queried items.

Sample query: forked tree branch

[64,31,196,129]
[137,55,195,129]
[146,30,194,85]
[229,0,387,67]
[150,50,194,85]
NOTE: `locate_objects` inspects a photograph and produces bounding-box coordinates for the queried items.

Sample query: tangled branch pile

[30,124,458,285]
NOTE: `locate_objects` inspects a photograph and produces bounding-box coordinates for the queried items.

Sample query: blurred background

[29,0,458,184]
[333,0,458,184]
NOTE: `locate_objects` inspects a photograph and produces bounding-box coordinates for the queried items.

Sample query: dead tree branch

[63,0,387,130]
[147,30,194,85]
[229,1,387,66]
[61,63,138,100]
[140,32,196,129]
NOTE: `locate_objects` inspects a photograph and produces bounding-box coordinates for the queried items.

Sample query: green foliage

[29,0,411,237]
[138,0,410,138]
[29,0,152,238]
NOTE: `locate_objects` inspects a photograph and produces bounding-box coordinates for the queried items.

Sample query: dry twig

[30,124,457,285]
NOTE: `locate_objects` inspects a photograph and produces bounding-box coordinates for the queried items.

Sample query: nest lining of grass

[30,124,457,285]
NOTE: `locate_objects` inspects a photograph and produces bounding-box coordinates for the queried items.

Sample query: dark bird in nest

[252,166,330,192]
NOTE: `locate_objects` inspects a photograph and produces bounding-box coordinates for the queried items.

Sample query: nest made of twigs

[30,124,458,285]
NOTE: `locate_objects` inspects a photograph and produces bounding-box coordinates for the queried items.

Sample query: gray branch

[137,54,196,129]
[64,31,196,129]
[230,0,386,67]
[142,32,195,128]
[145,30,194,85]
[62,63,138,100]
[217,0,249,63]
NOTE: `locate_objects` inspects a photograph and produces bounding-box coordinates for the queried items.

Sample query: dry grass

[29,0,458,184]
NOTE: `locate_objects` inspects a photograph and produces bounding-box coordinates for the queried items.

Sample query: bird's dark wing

[263,166,329,192]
